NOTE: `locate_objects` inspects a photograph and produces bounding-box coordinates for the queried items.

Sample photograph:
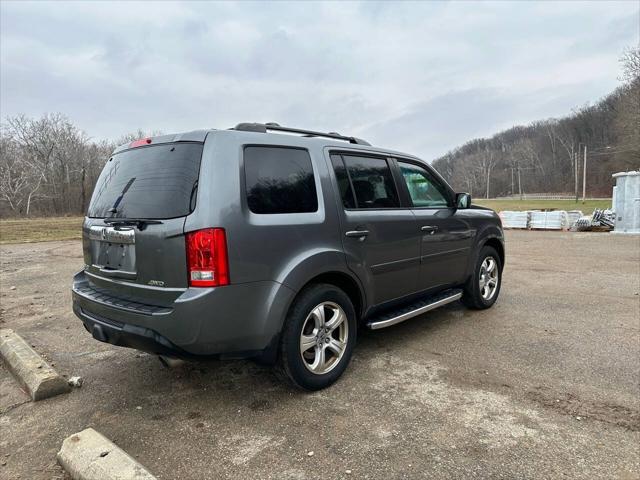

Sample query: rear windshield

[88,142,203,219]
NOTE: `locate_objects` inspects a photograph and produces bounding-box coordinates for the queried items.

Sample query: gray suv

[72,123,504,390]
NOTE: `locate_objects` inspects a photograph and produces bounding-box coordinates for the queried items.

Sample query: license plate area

[88,226,137,277]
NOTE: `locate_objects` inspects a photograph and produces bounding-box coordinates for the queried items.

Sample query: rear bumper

[73,302,189,357]
[71,270,296,357]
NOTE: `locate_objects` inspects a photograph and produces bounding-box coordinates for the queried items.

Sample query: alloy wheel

[299,301,349,375]
[479,256,499,301]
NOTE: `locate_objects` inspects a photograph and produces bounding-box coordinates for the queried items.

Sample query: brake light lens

[129,137,152,148]
[186,228,229,287]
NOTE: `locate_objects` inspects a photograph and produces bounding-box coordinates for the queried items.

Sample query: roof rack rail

[232,122,371,146]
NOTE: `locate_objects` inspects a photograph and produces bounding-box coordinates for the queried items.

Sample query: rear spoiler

[113,130,210,154]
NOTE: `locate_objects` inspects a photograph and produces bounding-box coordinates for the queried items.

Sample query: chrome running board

[367,289,463,330]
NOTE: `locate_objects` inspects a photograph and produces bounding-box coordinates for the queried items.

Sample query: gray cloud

[1,1,637,160]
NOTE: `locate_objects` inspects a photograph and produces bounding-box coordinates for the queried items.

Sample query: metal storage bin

[612,171,640,235]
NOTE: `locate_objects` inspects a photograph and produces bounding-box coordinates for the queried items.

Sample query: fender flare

[258,249,366,364]
[465,225,505,279]
[278,248,366,305]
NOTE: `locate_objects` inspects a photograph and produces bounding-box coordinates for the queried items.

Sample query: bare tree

[614,47,640,167]
[477,146,497,199]
[619,46,640,83]
[1,114,102,216]
[0,136,43,214]
[0,117,166,217]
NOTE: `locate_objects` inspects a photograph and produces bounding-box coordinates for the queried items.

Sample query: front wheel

[462,246,502,309]
[276,284,356,390]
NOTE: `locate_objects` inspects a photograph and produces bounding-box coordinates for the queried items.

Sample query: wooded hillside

[433,48,639,199]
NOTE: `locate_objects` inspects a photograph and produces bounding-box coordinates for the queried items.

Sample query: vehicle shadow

[111,300,473,407]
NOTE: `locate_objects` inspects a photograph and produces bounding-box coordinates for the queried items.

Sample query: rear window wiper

[107,177,136,215]
[104,218,163,231]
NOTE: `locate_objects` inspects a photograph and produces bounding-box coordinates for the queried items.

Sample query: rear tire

[276,283,356,391]
[462,246,502,310]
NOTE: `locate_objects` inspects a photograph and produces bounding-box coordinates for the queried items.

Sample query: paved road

[1,231,639,479]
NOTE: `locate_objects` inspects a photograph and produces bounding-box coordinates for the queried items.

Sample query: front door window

[398,162,450,208]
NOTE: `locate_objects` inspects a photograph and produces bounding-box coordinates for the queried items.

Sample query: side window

[340,155,399,209]
[398,161,450,208]
[244,146,318,214]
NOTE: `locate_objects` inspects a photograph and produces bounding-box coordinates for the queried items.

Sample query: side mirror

[456,193,471,209]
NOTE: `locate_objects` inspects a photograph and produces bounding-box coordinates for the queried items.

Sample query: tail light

[129,138,152,148]
[186,228,229,287]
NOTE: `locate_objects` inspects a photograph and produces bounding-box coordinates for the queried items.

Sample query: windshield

[88,142,203,219]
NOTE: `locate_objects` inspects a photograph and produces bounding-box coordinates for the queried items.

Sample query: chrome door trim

[345,230,369,238]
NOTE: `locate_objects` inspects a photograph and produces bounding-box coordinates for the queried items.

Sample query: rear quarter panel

[185,131,347,286]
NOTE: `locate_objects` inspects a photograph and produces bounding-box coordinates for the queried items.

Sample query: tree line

[1,49,638,217]
[0,115,159,217]
[433,48,639,199]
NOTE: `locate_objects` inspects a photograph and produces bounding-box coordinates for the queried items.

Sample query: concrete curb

[0,328,70,401]
[57,428,157,480]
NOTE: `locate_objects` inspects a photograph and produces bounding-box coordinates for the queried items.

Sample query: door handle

[345,230,369,238]
[421,225,438,235]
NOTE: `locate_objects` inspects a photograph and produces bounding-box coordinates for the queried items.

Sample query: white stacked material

[529,210,569,230]
[566,210,584,228]
[499,211,530,229]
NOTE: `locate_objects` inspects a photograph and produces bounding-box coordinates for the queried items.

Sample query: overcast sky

[1,1,637,160]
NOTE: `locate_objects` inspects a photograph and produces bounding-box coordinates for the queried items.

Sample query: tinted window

[245,146,318,214]
[398,161,450,208]
[87,142,203,219]
[330,154,356,209]
[342,155,399,209]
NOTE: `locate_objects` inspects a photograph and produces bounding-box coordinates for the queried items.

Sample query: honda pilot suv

[72,123,504,390]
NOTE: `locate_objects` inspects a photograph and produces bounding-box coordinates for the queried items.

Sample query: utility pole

[574,150,579,203]
[582,144,587,203]
[511,167,514,196]
[517,167,523,201]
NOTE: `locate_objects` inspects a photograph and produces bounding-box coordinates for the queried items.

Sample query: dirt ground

[0,231,639,479]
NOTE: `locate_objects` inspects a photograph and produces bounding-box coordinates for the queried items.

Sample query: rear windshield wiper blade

[104,218,163,230]
[108,177,136,215]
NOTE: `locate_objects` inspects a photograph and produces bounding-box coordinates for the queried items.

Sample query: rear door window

[88,142,203,219]
[244,146,318,214]
[339,155,399,209]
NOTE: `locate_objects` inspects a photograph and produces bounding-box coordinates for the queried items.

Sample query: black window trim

[242,144,320,215]
[392,156,455,209]
[330,153,359,209]
[328,150,409,211]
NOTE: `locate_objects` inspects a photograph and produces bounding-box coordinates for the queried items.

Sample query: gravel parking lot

[1,230,639,479]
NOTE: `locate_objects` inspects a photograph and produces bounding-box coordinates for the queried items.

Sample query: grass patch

[0,199,614,244]
[474,199,611,214]
[0,217,83,244]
